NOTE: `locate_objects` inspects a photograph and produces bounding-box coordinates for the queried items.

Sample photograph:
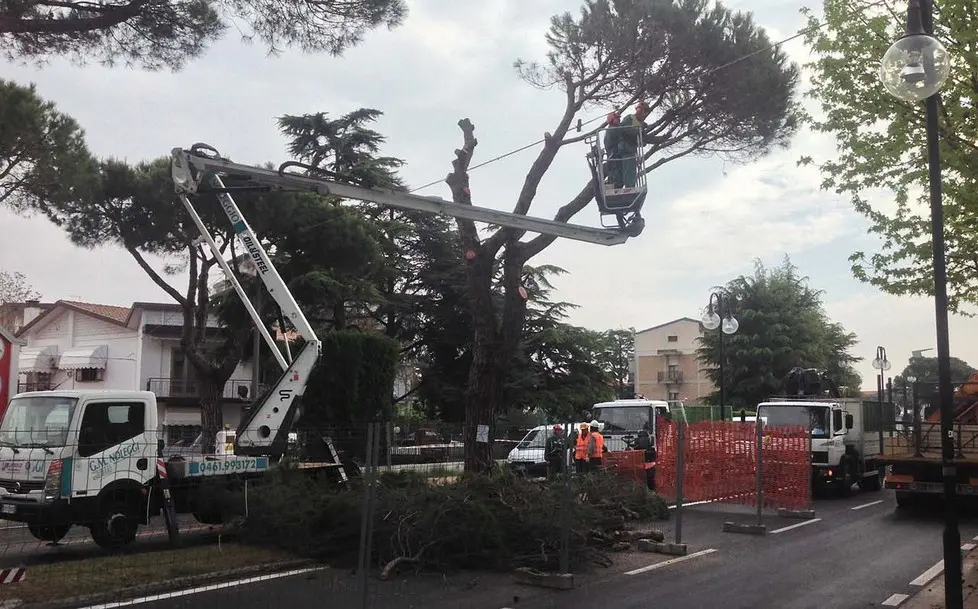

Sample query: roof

[635,317,702,335]
[16,299,180,337]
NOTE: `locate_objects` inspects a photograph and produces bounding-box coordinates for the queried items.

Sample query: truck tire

[90,500,139,550]
[895,490,916,509]
[28,523,71,543]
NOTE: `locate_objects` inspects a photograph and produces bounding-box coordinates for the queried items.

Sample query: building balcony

[657,370,684,384]
[146,378,266,401]
[17,382,52,393]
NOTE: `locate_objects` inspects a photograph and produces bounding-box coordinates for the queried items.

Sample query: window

[668,391,680,402]
[76,368,105,383]
[667,335,679,342]
[78,402,146,458]
[833,409,844,434]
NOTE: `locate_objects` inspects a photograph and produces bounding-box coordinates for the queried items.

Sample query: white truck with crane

[0,137,645,549]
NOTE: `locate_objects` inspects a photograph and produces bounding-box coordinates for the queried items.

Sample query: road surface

[42,490,978,609]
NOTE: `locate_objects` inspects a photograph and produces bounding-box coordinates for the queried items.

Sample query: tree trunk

[197,375,226,454]
[464,327,501,473]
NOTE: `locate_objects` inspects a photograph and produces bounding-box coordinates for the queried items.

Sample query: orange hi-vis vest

[589,431,605,458]
[575,433,588,460]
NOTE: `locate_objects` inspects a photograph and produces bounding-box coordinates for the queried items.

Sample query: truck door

[74,401,154,496]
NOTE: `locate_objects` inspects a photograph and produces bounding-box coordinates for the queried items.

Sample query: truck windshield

[594,407,651,433]
[0,396,78,448]
[757,405,829,439]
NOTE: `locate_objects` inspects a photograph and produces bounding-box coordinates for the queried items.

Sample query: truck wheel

[28,523,71,543]
[90,500,139,550]
[895,491,916,509]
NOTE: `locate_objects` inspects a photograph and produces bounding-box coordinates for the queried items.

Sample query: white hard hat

[589,420,601,429]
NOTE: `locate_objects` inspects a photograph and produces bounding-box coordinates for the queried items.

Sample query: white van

[506,423,586,477]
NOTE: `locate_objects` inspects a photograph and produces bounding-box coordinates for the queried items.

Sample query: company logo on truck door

[89,440,141,480]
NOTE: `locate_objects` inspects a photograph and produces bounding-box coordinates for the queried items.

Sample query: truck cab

[755,397,882,494]
[0,390,161,548]
[591,398,671,453]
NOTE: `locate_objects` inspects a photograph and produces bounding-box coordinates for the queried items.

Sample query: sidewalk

[903,546,978,609]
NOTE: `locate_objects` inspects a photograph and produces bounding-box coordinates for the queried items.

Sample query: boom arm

[171,144,645,246]
[171,147,321,458]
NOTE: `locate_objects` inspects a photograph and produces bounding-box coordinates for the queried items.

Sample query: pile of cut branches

[238,467,669,576]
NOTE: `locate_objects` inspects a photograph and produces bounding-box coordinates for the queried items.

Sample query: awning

[163,408,201,427]
[58,345,108,370]
[18,345,59,373]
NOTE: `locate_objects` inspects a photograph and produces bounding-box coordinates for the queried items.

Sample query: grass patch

[9,544,294,604]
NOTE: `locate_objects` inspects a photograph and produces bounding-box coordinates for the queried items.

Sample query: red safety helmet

[552,424,563,433]
[606,111,621,126]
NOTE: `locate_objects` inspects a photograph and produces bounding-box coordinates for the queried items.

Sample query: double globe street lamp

[879,1,959,606]
[702,292,739,422]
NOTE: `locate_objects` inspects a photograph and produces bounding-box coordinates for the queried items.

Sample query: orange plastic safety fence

[603,450,648,487]
[655,420,811,511]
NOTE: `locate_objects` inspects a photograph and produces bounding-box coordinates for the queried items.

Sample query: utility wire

[405,0,888,194]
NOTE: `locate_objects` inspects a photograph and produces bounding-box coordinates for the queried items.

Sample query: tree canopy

[696,257,862,408]
[0,270,42,331]
[800,0,978,313]
[893,355,977,406]
[444,0,802,472]
[0,79,94,214]
[0,0,408,71]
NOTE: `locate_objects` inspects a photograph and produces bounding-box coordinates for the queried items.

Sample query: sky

[0,0,974,387]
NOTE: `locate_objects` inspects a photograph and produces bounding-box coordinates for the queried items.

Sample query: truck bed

[881,423,978,464]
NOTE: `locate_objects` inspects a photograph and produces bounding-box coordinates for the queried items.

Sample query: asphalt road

[62,489,978,609]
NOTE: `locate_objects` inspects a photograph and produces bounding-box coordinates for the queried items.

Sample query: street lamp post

[872,347,891,452]
[701,292,739,422]
[879,1,960,606]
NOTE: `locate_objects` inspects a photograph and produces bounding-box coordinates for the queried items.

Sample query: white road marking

[910,560,944,587]
[74,567,326,609]
[770,518,822,534]
[882,593,909,606]
[972,535,978,542]
[963,543,977,552]
[624,548,718,576]
[851,499,884,510]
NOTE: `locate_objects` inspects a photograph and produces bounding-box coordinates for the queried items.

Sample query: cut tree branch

[0,0,150,34]
[444,118,480,250]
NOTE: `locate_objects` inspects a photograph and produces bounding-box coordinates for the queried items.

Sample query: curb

[13,558,321,609]
[896,544,978,609]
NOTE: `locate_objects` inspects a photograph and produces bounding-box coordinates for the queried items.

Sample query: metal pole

[719,316,726,423]
[559,419,572,574]
[878,373,886,456]
[913,382,923,458]
[888,378,895,438]
[920,0,962,603]
[755,417,763,526]
[356,423,375,607]
[676,422,685,545]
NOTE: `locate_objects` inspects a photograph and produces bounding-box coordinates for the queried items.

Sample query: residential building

[634,317,715,405]
[0,324,24,420]
[13,300,258,444]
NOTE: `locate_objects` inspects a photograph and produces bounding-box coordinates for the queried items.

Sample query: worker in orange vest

[574,423,590,473]
[587,420,605,471]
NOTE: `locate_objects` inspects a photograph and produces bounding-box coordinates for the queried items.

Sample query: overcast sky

[1,0,973,386]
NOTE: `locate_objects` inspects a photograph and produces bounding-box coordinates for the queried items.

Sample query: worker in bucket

[603,102,650,189]
[545,424,566,477]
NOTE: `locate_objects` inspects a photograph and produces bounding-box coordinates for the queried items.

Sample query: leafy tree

[696,257,862,409]
[601,328,635,399]
[443,0,800,471]
[800,0,978,313]
[0,270,42,331]
[893,356,977,407]
[1,0,408,71]
[0,80,94,213]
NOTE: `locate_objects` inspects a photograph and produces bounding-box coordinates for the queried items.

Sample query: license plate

[1,504,15,515]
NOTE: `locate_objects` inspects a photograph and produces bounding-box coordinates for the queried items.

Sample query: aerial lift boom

[169,143,645,458]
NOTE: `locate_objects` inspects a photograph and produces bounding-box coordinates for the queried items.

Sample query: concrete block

[722,521,767,535]
[512,567,574,590]
[636,539,688,556]
[777,508,816,520]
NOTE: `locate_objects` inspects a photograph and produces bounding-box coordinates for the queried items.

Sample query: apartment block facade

[634,317,716,406]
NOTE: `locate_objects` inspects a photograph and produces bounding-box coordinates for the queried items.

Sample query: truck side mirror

[845,414,854,430]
